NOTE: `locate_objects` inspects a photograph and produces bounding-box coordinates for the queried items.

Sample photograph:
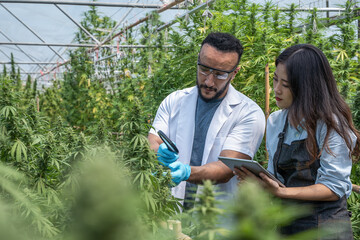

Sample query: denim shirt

[266,110,355,198]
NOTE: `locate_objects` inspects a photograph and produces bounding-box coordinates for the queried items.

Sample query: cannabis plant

[226,180,320,240]
[185,180,228,240]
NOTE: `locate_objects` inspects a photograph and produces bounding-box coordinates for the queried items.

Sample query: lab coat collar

[201,84,240,164]
[224,84,242,106]
[173,84,242,201]
[176,84,242,166]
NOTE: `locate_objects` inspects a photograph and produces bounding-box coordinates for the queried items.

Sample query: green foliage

[61,148,152,240]
[39,81,63,122]
[0,162,59,239]
[2,64,7,77]
[52,6,117,129]
[185,180,228,240]
[353,85,360,131]
[119,96,180,226]
[0,148,174,240]
[2,1,360,239]
[227,180,320,240]
[348,191,360,238]
[32,79,37,98]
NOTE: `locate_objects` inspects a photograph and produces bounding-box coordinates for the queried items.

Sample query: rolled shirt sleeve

[149,91,176,137]
[316,123,355,199]
[222,105,265,159]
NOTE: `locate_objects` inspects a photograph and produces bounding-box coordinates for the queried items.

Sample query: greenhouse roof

[0,0,352,87]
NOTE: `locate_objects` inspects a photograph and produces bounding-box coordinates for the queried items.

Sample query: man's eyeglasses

[197,60,237,81]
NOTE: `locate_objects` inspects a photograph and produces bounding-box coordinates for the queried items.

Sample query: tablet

[219,156,286,188]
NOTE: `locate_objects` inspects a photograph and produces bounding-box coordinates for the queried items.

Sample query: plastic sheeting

[0,0,349,86]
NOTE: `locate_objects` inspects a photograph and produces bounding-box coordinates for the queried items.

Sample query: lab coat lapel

[201,85,240,164]
[176,87,198,165]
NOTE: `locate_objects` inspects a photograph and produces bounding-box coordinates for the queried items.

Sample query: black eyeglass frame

[197,60,238,75]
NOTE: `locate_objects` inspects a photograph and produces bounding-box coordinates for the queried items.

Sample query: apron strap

[273,117,288,179]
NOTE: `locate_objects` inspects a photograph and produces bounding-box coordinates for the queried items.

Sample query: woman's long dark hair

[276,44,360,161]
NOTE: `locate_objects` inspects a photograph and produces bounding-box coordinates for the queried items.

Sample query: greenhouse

[0,0,360,239]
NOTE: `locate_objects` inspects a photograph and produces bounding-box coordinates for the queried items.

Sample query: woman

[234,44,359,239]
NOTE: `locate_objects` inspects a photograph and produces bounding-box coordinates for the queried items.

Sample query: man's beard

[196,76,231,102]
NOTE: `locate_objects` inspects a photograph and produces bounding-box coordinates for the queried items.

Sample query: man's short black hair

[200,32,243,65]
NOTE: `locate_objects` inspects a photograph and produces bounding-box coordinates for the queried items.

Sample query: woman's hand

[234,168,339,201]
[233,167,283,197]
[233,167,258,183]
[258,172,283,197]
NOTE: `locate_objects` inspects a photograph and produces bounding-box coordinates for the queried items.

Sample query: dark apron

[273,119,353,240]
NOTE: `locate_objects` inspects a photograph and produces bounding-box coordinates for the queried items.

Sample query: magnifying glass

[158,130,179,154]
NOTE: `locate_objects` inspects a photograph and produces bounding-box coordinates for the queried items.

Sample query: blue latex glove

[168,161,191,186]
[157,143,179,166]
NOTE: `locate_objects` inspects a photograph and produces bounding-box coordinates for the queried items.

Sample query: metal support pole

[0,0,183,9]
[326,0,330,20]
[30,41,70,76]
[0,29,45,70]
[0,42,170,48]
[157,0,216,31]
[100,0,141,45]
[99,0,185,48]
[22,72,58,74]
[23,0,184,78]
[265,63,270,120]
[0,3,66,61]
[0,49,26,73]
[36,61,69,78]
[265,63,270,162]
[357,6,360,40]
[55,4,100,44]
[0,61,58,64]
[278,7,345,12]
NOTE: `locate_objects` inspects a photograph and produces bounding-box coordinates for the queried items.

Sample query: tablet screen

[219,156,285,188]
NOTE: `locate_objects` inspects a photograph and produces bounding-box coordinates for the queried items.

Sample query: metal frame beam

[100,0,185,47]
[36,0,186,78]
[55,4,100,44]
[21,72,63,74]
[0,0,183,9]
[1,0,355,81]
[155,4,350,32]
[30,40,71,76]
[35,0,186,78]
[1,61,58,64]
[279,7,347,12]
[0,42,171,48]
[0,29,46,70]
[0,49,26,73]
[157,0,215,31]
[0,3,66,61]
[100,0,141,45]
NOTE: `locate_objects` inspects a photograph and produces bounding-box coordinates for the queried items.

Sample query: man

[148,32,265,209]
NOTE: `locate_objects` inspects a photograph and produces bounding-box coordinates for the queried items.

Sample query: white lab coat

[150,84,265,202]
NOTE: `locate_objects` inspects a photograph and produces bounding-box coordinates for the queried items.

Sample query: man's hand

[168,161,191,185]
[157,143,179,166]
